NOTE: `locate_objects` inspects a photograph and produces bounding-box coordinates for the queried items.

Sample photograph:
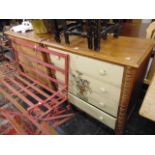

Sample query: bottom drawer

[68,93,116,129]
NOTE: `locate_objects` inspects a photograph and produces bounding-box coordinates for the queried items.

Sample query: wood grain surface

[5,31,154,68]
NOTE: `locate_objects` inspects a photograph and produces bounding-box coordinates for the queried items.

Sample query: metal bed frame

[0,38,74,134]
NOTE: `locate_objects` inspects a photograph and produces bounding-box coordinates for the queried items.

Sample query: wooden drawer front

[68,93,116,129]
[54,68,121,117]
[48,47,124,87]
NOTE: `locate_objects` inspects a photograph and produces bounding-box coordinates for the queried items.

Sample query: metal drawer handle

[100,88,107,93]
[99,70,106,76]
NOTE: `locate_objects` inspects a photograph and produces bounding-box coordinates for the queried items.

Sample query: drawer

[48,47,124,87]
[55,70,121,116]
[68,93,116,129]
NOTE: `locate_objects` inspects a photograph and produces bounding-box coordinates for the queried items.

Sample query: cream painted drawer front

[68,93,116,129]
[50,55,121,117]
[48,47,123,117]
[69,71,121,116]
[52,63,121,117]
[48,47,124,87]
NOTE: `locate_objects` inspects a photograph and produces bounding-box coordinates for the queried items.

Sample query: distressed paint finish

[71,70,92,102]
[0,38,75,134]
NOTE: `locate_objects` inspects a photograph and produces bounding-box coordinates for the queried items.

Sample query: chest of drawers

[48,47,123,119]
[6,31,154,134]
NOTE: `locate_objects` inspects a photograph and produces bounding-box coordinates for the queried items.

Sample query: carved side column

[115,66,136,135]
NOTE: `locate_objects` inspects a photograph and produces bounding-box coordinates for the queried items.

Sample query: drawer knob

[99,102,106,107]
[99,70,106,76]
[99,116,104,121]
[100,88,107,93]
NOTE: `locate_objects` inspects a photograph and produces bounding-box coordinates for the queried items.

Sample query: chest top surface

[5,31,154,68]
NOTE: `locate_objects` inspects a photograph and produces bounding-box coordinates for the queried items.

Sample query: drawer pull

[99,102,106,107]
[99,70,106,76]
[100,88,107,93]
[99,116,104,121]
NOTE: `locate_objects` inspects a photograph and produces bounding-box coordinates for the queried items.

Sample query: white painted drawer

[48,47,124,87]
[55,70,121,116]
[68,93,116,129]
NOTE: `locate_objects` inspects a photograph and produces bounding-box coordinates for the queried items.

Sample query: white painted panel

[68,93,116,129]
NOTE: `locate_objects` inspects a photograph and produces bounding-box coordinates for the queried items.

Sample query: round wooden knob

[99,102,106,107]
[99,70,106,76]
[100,88,106,93]
[99,116,104,121]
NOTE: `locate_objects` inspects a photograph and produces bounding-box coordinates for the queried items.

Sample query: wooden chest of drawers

[6,31,154,134]
[48,47,123,120]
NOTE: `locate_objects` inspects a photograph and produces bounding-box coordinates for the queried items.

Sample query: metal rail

[0,38,74,134]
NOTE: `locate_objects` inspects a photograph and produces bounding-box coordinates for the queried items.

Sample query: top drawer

[48,47,124,86]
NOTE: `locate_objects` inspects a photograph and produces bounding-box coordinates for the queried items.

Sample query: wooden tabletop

[139,74,155,122]
[5,30,154,68]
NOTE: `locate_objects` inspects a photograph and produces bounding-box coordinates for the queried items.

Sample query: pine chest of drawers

[6,31,154,134]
